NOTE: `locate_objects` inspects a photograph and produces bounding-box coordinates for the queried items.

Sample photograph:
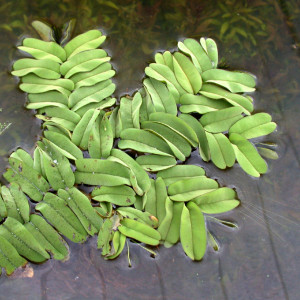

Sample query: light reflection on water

[0,1,299,299]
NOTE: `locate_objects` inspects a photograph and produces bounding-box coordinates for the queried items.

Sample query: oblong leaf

[168,177,218,201]
[179,94,231,114]
[135,154,176,172]
[0,217,50,263]
[0,236,27,275]
[229,133,267,177]
[180,202,206,261]
[118,218,161,246]
[149,112,199,147]
[58,188,103,235]
[71,108,100,149]
[75,159,131,186]
[206,132,235,169]
[4,157,50,202]
[92,185,136,206]
[19,38,66,62]
[0,183,30,224]
[43,132,83,160]
[36,193,87,243]
[229,113,276,139]
[200,83,253,115]
[24,214,69,261]
[60,49,108,77]
[118,128,173,157]
[64,29,106,58]
[108,149,151,196]
[193,187,240,214]
[12,58,61,79]
[141,121,192,161]
[157,165,206,186]
[173,51,202,94]
[143,78,177,115]
[200,107,243,133]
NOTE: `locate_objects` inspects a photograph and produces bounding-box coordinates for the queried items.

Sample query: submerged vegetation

[0,19,279,276]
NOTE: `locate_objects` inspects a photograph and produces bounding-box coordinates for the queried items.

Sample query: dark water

[0,0,299,299]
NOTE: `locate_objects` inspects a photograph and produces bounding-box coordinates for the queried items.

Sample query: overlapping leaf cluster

[0,25,277,276]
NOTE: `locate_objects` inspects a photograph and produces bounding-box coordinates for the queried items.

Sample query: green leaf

[193,187,240,214]
[168,177,218,201]
[178,38,212,72]
[118,218,161,246]
[75,159,131,186]
[139,87,156,122]
[71,109,100,150]
[10,149,34,168]
[155,51,174,71]
[180,202,206,261]
[145,63,185,101]
[97,215,119,256]
[4,157,50,202]
[43,132,83,160]
[88,112,113,159]
[157,165,206,186]
[200,107,243,133]
[200,83,253,115]
[118,128,173,157]
[158,199,184,247]
[149,112,199,147]
[178,114,210,161]
[18,38,66,63]
[202,69,256,93]
[143,78,177,115]
[58,188,103,235]
[0,236,27,275]
[24,214,69,261]
[20,75,74,97]
[141,121,192,161]
[28,91,68,107]
[105,231,126,260]
[206,132,235,169]
[135,154,176,172]
[0,194,7,222]
[119,93,142,130]
[179,94,231,114]
[0,183,30,223]
[92,185,136,206]
[173,52,202,94]
[12,58,61,79]
[0,217,50,263]
[203,38,218,68]
[229,113,276,139]
[74,97,116,117]
[60,49,109,78]
[95,202,113,218]
[68,80,115,112]
[229,133,267,177]
[108,149,151,196]
[70,62,115,89]
[64,29,106,58]
[38,140,75,190]
[117,207,158,228]
[36,193,88,243]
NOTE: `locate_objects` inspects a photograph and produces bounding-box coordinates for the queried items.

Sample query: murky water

[0,0,299,299]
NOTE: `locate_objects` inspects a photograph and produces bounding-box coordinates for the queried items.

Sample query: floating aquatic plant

[0,21,277,275]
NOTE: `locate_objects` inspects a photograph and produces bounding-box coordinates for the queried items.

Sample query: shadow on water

[0,1,300,299]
